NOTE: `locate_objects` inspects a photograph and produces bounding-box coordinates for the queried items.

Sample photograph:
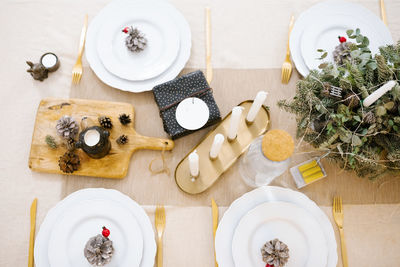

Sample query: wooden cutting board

[28,98,174,179]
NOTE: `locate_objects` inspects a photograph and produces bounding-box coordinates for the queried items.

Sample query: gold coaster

[262,129,294,161]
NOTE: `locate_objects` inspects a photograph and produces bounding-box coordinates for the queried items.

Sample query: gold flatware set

[333,196,348,267]
[155,205,166,267]
[281,15,295,84]
[28,198,37,267]
[72,14,88,84]
[211,198,219,267]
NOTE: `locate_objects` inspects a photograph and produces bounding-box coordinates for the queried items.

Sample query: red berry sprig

[266,264,274,267]
[102,226,110,238]
[338,36,347,43]
[122,27,130,34]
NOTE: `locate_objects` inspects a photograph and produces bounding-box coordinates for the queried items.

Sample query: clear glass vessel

[239,135,291,187]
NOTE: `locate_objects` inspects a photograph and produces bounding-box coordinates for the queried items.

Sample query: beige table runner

[0,0,400,266]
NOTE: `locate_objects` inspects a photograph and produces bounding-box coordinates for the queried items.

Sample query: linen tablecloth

[1,0,400,266]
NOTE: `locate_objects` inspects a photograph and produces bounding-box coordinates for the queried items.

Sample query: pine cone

[56,116,79,139]
[116,134,128,145]
[124,27,147,52]
[65,138,76,151]
[363,111,376,124]
[344,93,360,108]
[99,116,113,129]
[261,239,289,267]
[119,113,131,125]
[332,42,352,65]
[84,234,114,266]
[58,152,80,173]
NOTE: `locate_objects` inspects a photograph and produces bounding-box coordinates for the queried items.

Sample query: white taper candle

[363,80,397,107]
[209,134,224,159]
[246,91,268,123]
[189,150,200,177]
[228,106,243,141]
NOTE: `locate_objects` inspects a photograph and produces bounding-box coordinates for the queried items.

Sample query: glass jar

[239,130,294,187]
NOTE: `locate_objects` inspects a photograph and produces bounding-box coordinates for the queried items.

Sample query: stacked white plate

[290,0,393,77]
[215,186,338,267]
[86,0,191,93]
[34,188,156,267]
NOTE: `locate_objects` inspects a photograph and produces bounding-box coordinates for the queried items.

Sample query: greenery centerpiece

[279,29,400,179]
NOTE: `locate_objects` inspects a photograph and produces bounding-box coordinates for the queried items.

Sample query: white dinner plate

[290,0,393,77]
[48,199,143,267]
[300,11,392,70]
[34,188,156,267]
[232,202,327,267]
[215,186,337,267]
[85,0,191,92]
[97,7,180,81]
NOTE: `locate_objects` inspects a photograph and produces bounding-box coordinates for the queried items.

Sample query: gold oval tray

[175,100,270,194]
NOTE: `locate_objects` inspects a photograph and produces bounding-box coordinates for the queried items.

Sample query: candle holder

[174,100,270,194]
[75,126,111,159]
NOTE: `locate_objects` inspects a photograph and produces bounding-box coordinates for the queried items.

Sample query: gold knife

[28,198,37,267]
[211,198,219,267]
[205,7,213,84]
[380,0,388,26]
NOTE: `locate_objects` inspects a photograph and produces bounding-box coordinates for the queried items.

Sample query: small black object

[153,70,221,139]
[116,134,128,145]
[118,114,131,125]
[26,61,48,81]
[75,126,111,159]
[98,116,113,129]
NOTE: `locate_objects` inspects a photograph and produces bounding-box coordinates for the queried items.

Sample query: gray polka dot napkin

[152,70,221,139]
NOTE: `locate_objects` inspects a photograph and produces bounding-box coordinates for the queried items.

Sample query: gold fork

[380,0,388,26]
[281,15,295,84]
[333,196,348,267]
[72,14,88,84]
[155,205,166,267]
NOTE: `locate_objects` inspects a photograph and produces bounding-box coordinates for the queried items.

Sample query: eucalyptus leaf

[346,29,354,36]
[376,106,387,116]
[319,63,329,69]
[339,131,352,143]
[384,101,395,110]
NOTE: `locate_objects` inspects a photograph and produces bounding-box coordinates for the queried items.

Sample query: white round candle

[363,80,397,107]
[228,106,243,140]
[41,53,57,68]
[209,133,224,159]
[84,129,100,147]
[246,91,268,123]
[176,97,210,130]
[188,150,200,177]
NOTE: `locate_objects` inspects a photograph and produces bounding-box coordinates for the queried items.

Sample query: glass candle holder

[239,130,294,187]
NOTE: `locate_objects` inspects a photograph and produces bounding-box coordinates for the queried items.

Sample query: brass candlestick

[175,100,270,194]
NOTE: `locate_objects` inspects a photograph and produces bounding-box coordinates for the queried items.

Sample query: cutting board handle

[133,133,174,151]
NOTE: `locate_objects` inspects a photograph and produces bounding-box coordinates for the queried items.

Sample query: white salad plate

[97,7,180,81]
[48,199,143,267]
[86,0,191,93]
[232,202,327,267]
[34,188,156,267]
[215,186,337,267]
[290,0,393,77]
